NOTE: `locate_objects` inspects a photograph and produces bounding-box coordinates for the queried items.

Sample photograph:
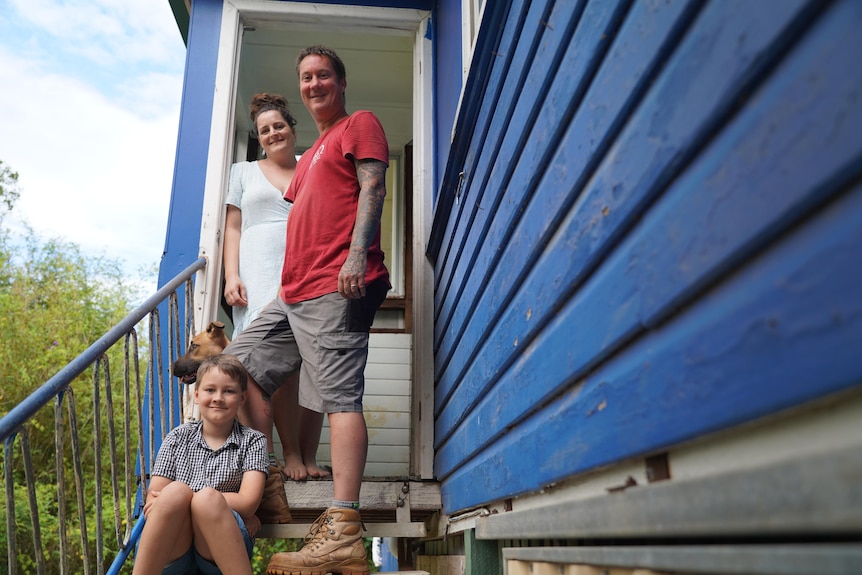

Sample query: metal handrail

[1,256,206,575]
[0,258,206,443]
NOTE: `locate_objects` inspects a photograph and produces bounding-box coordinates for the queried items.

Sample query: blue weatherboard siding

[435,0,818,453]
[435,0,690,417]
[430,0,862,514]
[442,182,862,508]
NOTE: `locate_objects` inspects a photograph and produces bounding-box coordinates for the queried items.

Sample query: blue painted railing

[1,257,206,575]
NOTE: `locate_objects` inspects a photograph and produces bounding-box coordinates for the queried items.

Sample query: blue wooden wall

[428,0,862,515]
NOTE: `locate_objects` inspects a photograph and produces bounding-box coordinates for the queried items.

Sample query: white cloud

[0,0,186,287]
[9,0,182,68]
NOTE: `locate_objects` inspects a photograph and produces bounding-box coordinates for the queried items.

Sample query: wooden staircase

[259,477,441,539]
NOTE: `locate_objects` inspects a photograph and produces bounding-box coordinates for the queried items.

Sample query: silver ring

[350,284,358,288]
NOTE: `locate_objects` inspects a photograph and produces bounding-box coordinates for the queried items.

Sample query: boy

[133,354,269,575]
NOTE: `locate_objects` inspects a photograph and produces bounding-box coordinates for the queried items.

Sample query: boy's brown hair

[195,354,249,391]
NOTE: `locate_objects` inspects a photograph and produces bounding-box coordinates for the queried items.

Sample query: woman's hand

[224,276,248,307]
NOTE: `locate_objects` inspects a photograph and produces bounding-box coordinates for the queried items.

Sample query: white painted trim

[453,0,487,143]
[461,0,485,83]
[230,0,427,33]
[195,1,430,334]
[387,155,405,296]
[194,1,243,335]
[184,1,244,422]
[188,4,436,475]
[412,14,436,480]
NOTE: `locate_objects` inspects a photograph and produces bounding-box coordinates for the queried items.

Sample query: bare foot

[281,452,307,481]
[306,462,331,478]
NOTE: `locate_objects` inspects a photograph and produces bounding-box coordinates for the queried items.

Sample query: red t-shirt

[281,111,390,303]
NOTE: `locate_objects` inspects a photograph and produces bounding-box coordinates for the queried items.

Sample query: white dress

[225,161,291,336]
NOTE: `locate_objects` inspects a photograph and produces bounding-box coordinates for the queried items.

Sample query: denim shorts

[161,510,253,575]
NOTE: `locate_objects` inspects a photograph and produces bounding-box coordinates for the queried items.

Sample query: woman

[223,93,327,481]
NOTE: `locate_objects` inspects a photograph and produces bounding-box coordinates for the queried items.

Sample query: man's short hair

[196,354,249,391]
[296,44,347,82]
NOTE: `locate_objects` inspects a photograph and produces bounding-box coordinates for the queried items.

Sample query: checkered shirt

[152,420,268,492]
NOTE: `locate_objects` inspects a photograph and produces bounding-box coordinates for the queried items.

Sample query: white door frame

[193,0,435,479]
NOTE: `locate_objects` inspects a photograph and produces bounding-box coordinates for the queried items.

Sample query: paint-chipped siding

[429,0,862,514]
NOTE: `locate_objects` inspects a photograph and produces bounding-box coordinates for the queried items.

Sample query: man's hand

[339,158,387,299]
[339,246,367,299]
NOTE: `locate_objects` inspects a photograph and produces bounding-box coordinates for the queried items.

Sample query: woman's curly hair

[249,93,297,137]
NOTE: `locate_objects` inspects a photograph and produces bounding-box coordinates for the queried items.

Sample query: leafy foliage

[0,222,148,574]
[0,159,20,215]
[0,224,143,422]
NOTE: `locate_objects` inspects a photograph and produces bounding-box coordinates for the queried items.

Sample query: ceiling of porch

[236,23,414,155]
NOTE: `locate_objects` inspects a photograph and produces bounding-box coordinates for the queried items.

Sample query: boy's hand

[143,490,160,518]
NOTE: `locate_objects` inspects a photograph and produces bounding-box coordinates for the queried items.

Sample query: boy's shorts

[161,510,253,575]
[224,282,388,413]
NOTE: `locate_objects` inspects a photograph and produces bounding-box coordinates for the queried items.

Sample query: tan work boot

[257,465,292,524]
[266,507,368,575]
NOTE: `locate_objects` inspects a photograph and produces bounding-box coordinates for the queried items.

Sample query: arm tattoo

[353,159,387,251]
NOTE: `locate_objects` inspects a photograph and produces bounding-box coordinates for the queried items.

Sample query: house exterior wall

[433,0,465,195]
[428,0,862,517]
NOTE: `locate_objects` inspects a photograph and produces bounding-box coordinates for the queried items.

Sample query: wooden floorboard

[259,478,441,538]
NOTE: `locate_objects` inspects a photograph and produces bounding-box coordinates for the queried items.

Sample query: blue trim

[432,0,464,197]
[167,1,431,41]
[159,0,223,286]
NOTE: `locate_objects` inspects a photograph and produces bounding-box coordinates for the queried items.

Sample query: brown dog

[170,319,293,523]
[171,321,230,385]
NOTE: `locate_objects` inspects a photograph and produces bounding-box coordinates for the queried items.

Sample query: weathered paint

[429,0,862,513]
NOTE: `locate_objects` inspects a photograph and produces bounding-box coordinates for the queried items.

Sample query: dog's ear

[207,321,226,334]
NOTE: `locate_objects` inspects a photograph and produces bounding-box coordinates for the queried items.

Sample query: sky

[0,0,186,291]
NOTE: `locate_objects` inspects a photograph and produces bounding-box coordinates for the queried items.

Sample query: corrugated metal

[430,0,862,514]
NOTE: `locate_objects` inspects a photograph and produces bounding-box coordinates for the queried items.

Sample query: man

[226,44,389,575]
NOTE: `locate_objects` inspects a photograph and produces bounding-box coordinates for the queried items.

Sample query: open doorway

[196,2,434,481]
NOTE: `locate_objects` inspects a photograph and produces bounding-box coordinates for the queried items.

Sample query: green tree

[0,220,148,573]
[0,159,20,215]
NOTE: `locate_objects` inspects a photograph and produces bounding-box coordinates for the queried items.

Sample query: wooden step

[259,479,441,539]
